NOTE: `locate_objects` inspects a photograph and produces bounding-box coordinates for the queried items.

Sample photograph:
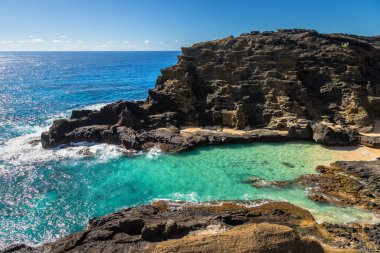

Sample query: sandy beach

[180,127,289,136]
[327,145,380,161]
[181,127,380,162]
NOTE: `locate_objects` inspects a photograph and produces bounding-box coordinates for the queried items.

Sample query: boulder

[311,123,360,146]
[360,135,380,148]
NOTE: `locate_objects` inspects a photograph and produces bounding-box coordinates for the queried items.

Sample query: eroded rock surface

[41,29,380,151]
[152,223,323,253]
[298,160,380,212]
[245,160,380,212]
[4,201,380,253]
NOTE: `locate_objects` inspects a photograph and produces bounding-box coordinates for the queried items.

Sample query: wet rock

[78,147,94,157]
[27,139,40,147]
[243,176,270,187]
[282,161,296,168]
[270,161,380,212]
[70,110,93,119]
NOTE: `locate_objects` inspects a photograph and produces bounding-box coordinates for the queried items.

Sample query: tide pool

[1,139,379,249]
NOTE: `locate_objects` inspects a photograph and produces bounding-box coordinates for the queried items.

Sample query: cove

[1,140,379,248]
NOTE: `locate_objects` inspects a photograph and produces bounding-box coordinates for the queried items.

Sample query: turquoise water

[1,140,379,248]
[0,52,379,249]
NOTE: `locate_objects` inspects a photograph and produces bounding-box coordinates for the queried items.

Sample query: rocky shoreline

[40,29,380,152]
[8,29,380,252]
[244,160,380,212]
[4,199,380,253]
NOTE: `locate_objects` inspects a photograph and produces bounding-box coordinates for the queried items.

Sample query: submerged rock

[300,161,380,211]
[262,160,380,212]
[243,176,271,187]
[41,29,380,151]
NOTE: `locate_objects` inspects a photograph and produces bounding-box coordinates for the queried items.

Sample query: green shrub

[341,42,349,48]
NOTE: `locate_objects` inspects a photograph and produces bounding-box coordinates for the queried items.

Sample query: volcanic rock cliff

[41,29,380,151]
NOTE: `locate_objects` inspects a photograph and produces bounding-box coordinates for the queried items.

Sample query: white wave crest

[145,145,162,159]
[0,130,123,168]
[171,192,199,202]
[81,103,108,111]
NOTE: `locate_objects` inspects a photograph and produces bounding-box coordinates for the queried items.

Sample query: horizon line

[0,50,182,52]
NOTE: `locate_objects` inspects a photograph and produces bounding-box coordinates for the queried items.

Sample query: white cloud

[96,41,114,48]
[122,41,132,44]
[98,44,111,48]
[32,38,44,43]
[0,40,13,43]
[77,40,85,44]
[52,39,71,43]
[175,39,179,43]
[143,39,151,44]
[18,36,44,43]
[52,35,72,44]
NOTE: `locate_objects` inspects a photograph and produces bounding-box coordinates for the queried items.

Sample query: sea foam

[0,125,123,170]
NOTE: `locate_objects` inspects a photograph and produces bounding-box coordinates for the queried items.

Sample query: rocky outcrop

[311,123,360,146]
[244,160,380,212]
[4,200,380,253]
[299,161,380,211]
[153,223,323,253]
[41,29,380,151]
[360,135,380,148]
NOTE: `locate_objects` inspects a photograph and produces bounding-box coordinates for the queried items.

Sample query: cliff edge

[41,29,380,151]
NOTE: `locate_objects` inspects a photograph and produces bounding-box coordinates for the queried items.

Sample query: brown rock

[4,200,379,253]
[41,30,380,151]
[153,223,324,253]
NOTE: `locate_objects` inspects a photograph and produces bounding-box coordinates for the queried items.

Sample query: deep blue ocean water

[0,51,179,143]
[0,51,379,249]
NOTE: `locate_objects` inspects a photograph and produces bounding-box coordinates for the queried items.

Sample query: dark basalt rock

[360,135,380,148]
[5,201,379,253]
[41,30,380,151]
[250,160,380,212]
[311,122,360,146]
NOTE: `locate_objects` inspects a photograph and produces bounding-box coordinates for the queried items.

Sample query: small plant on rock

[341,42,349,48]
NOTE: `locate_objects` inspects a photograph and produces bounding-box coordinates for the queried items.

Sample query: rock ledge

[41,29,380,152]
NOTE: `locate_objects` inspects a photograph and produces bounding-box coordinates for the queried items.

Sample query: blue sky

[0,0,379,51]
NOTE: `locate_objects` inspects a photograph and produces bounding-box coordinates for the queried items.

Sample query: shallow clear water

[0,52,379,249]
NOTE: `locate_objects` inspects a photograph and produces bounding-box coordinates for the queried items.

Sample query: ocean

[0,51,378,249]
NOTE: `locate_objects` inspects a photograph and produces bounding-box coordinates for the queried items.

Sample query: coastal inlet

[1,138,379,249]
